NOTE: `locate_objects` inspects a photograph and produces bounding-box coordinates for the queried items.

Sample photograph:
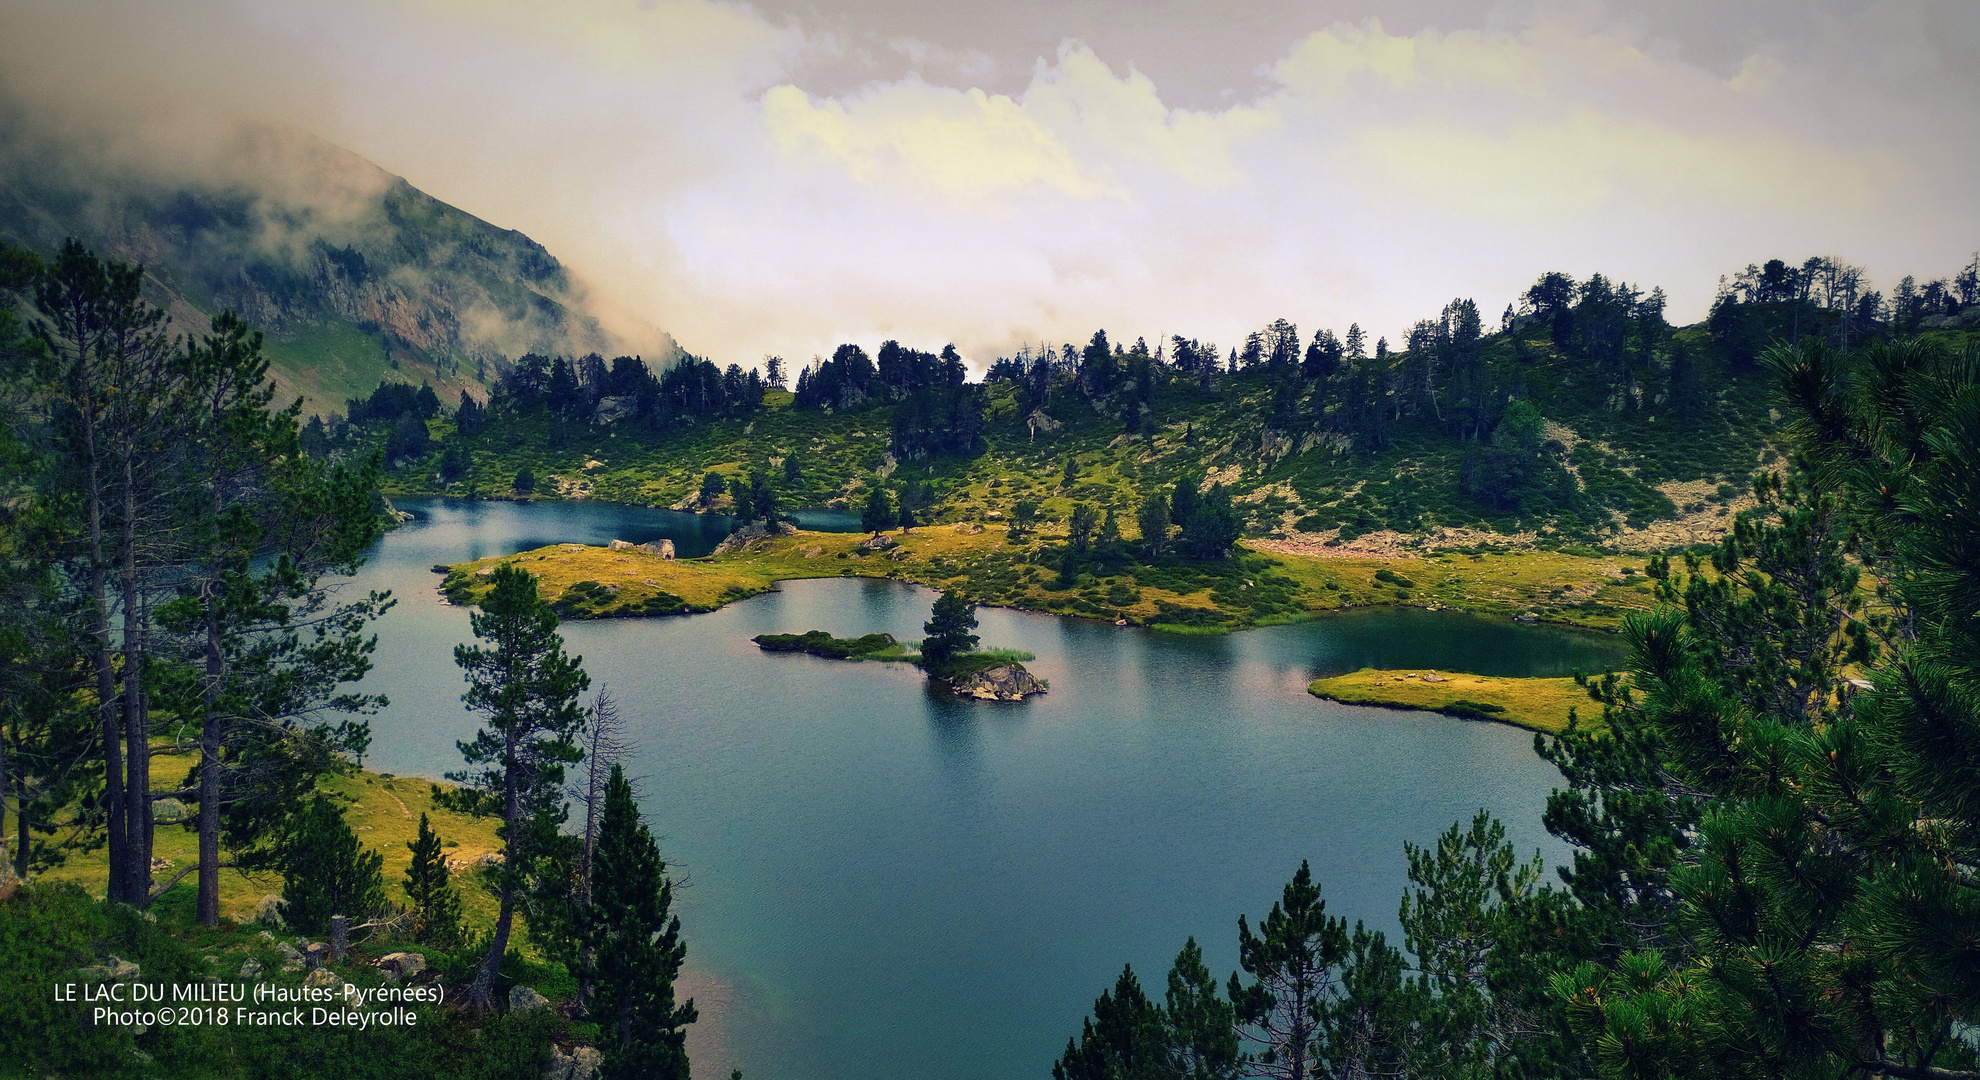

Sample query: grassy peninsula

[1307,670,1596,734]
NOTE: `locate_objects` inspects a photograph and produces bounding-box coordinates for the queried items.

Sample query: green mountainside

[0,107,616,411]
[348,262,1978,556]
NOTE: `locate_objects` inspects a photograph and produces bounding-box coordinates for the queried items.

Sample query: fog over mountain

[0,0,1973,373]
[0,94,640,409]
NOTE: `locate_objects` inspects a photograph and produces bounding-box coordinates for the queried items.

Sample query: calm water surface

[355,499,1625,1080]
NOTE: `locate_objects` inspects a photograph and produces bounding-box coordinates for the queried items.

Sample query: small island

[750,591,1047,701]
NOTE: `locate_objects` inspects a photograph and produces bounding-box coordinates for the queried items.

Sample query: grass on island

[1308,669,1600,734]
[40,740,508,931]
[442,525,1661,632]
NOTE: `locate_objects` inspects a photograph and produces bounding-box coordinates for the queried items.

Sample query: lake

[355,498,1626,1079]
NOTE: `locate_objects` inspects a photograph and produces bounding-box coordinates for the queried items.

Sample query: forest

[1,231,1976,1080]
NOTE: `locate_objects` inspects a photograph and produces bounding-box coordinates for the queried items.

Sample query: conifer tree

[404,813,464,950]
[920,590,979,671]
[446,563,590,1009]
[588,764,695,1080]
[278,796,384,936]
[1230,861,1349,1080]
[1136,494,1171,558]
[861,488,894,535]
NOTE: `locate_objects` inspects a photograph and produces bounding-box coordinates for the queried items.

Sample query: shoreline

[433,521,1654,634]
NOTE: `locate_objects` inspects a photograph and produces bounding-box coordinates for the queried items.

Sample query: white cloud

[0,0,1969,370]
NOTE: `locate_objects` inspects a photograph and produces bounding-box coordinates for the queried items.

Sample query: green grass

[1307,669,1600,734]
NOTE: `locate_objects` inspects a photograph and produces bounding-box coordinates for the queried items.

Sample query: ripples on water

[355,499,1624,1080]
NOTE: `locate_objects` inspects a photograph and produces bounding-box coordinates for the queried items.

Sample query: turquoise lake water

[354,498,1626,1079]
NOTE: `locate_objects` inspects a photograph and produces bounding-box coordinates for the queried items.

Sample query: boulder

[859,534,897,551]
[106,956,141,979]
[238,958,263,979]
[952,522,984,534]
[1421,671,1447,683]
[594,395,639,425]
[713,519,798,556]
[302,967,346,993]
[509,985,551,1013]
[639,539,676,559]
[303,942,330,968]
[252,894,286,929]
[475,565,496,578]
[377,952,427,980]
[947,664,1048,702]
[544,1045,604,1080]
[607,539,634,551]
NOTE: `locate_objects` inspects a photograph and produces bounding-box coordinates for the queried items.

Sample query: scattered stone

[607,539,634,550]
[238,958,263,979]
[475,565,496,578]
[946,664,1048,701]
[252,894,287,929]
[1421,672,1447,683]
[150,855,173,872]
[544,1044,604,1080]
[377,952,427,980]
[952,522,984,534]
[561,544,584,552]
[509,985,551,1013]
[302,967,346,993]
[859,534,897,552]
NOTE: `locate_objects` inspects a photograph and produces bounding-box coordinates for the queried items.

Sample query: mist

[1,0,1973,370]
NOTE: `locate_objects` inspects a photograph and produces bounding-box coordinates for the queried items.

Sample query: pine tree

[1230,861,1349,1080]
[446,563,590,1009]
[920,590,979,671]
[278,796,385,936]
[861,488,893,535]
[588,765,695,1080]
[404,813,464,950]
[1136,494,1171,558]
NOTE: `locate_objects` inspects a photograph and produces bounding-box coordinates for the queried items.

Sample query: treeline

[0,240,697,1079]
[1051,334,1980,1079]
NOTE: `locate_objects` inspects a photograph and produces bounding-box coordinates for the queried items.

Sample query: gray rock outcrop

[947,664,1047,701]
[509,985,551,1013]
[544,1045,604,1080]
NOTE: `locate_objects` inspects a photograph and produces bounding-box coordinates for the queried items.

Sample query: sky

[1,0,1976,369]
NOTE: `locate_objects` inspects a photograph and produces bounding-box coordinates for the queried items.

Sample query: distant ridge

[0,109,619,411]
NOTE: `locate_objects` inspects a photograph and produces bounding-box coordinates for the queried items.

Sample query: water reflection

[351,502,1616,1080]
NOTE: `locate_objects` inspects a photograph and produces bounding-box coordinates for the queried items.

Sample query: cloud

[0,0,1970,372]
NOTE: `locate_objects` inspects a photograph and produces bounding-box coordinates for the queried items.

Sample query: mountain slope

[0,109,616,410]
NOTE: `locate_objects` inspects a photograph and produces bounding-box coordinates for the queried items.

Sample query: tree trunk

[120,463,151,905]
[197,573,225,927]
[470,729,523,1010]
[86,417,126,904]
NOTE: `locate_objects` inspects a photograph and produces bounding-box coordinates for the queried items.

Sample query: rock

[509,985,551,1013]
[544,1045,604,1080]
[238,958,263,979]
[303,967,345,992]
[561,544,584,552]
[475,565,496,577]
[257,930,276,942]
[952,522,984,534]
[475,851,506,868]
[713,519,798,556]
[106,956,140,980]
[1421,671,1447,683]
[151,798,190,824]
[640,539,676,559]
[594,395,639,425]
[276,940,305,964]
[607,538,634,550]
[377,952,426,980]
[947,664,1048,701]
[859,534,896,551]
[303,942,330,968]
[252,894,287,929]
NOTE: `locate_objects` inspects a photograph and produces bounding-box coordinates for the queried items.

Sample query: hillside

[0,103,618,411]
